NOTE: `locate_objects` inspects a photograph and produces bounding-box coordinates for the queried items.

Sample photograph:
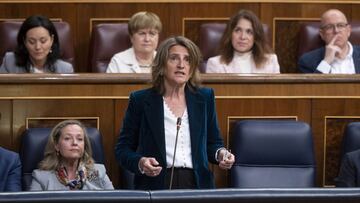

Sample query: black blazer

[336,149,360,187]
[298,45,360,73]
[115,86,224,190]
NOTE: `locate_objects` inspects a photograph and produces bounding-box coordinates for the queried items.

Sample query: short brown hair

[151,36,202,94]
[128,11,162,36]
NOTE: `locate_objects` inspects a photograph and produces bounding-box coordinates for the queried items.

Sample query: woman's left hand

[218,149,235,170]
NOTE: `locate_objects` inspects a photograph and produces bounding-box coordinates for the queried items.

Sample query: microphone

[177,117,182,131]
[169,117,182,189]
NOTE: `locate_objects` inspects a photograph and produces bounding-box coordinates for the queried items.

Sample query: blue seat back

[231,120,316,188]
[20,127,104,191]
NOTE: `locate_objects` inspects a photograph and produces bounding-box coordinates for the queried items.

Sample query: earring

[49,49,53,53]
[56,150,60,156]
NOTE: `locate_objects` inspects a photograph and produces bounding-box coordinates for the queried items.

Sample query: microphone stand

[169,117,181,189]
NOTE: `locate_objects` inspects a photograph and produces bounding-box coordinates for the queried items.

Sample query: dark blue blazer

[0,147,22,191]
[336,149,360,187]
[115,86,224,190]
[298,45,360,73]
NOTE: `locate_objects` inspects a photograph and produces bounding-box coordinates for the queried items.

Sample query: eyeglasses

[321,23,349,32]
[168,54,190,66]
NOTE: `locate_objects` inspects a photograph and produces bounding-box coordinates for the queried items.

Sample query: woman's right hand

[139,157,162,177]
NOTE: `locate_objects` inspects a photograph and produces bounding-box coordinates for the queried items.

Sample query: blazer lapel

[144,90,166,162]
[352,47,360,73]
[185,87,205,163]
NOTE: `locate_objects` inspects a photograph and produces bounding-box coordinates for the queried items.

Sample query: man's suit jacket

[115,86,224,190]
[335,149,360,187]
[0,147,22,191]
[0,52,73,73]
[298,45,360,73]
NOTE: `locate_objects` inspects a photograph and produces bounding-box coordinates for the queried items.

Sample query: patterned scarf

[55,162,87,190]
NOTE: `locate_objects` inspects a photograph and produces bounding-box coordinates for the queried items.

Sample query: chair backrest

[198,23,270,73]
[88,23,131,73]
[0,21,75,68]
[297,21,360,60]
[341,122,360,158]
[230,120,316,188]
[19,127,104,191]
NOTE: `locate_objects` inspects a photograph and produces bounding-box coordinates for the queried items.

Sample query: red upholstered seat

[88,23,131,73]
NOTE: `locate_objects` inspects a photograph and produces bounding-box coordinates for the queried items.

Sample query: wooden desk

[1,73,359,188]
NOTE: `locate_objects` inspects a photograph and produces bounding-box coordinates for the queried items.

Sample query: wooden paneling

[1,2,360,72]
[311,99,360,186]
[114,99,130,188]
[0,74,360,188]
[0,100,12,150]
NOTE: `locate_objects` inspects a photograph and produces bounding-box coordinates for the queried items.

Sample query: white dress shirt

[163,100,193,169]
[316,42,355,74]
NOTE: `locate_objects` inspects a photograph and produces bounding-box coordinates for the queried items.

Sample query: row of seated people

[0,8,358,74]
[1,119,360,191]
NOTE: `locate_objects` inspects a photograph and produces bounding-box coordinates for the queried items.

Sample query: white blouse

[163,100,193,169]
[206,51,280,73]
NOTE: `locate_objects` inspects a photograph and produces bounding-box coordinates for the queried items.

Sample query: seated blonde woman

[206,9,280,73]
[30,120,114,190]
[106,11,162,73]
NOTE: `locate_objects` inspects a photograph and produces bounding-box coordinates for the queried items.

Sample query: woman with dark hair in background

[206,9,279,73]
[0,15,73,73]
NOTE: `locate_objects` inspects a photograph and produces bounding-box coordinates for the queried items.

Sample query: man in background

[298,9,360,74]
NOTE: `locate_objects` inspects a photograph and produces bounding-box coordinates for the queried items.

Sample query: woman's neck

[234,50,252,57]
[163,82,186,118]
[30,58,46,69]
[62,159,79,179]
[134,50,153,66]
[163,80,186,99]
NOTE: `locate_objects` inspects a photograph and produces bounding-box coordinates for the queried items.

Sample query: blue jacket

[115,86,224,190]
[0,147,22,191]
[298,45,360,73]
[336,149,360,187]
